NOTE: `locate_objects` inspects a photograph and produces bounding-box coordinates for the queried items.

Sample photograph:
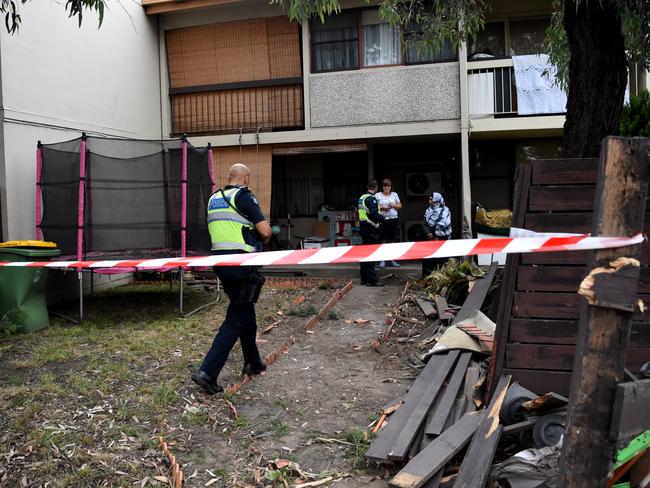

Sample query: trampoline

[36,134,220,321]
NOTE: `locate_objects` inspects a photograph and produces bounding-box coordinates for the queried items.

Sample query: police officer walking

[192,163,272,395]
[358,179,385,287]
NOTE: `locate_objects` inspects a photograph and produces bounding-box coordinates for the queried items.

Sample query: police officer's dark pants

[200,266,263,379]
[359,224,380,284]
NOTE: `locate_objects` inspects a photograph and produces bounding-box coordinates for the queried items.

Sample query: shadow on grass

[49,283,221,328]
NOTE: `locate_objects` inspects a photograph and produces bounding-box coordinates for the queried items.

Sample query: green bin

[0,246,61,333]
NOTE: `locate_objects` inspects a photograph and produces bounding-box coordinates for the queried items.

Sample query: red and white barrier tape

[0,234,643,270]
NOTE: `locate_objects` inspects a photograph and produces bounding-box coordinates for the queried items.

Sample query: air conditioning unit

[404,220,428,242]
[405,171,443,197]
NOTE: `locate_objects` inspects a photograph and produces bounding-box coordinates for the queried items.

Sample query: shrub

[620,91,650,137]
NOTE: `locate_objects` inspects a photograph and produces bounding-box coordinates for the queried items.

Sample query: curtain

[363,23,401,66]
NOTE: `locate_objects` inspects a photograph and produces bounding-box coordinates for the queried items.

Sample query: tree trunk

[562,0,628,158]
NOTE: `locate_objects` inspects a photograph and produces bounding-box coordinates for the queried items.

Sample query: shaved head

[228,163,251,185]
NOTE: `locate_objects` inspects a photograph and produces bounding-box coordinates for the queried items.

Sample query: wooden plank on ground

[420,378,451,451]
[434,295,453,320]
[425,352,473,436]
[365,354,449,462]
[390,413,483,488]
[454,375,511,488]
[610,378,650,445]
[416,299,437,318]
[387,351,461,461]
[452,262,498,325]
[463,366,481,414]
[531,158,598,185]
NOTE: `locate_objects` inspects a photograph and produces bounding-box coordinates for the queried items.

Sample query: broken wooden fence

[491,156,650,395]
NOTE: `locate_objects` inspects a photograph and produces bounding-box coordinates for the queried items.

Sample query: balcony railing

[170,79,304,136]
[468,58,646,118]
[467,59,517,116]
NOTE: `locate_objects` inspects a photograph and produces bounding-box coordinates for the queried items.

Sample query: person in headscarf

[422,192,452,277]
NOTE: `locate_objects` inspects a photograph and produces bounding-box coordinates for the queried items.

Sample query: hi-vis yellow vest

[358,193,379,228]
[207,188,255,253]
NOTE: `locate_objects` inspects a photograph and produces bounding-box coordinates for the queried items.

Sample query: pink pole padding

[77,137,87,261]
[35,146,43,240]
[181,139,188,257]
[207,145,216,192]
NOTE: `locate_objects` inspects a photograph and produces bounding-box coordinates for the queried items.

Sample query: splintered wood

[304,281,353,331]
[159,437,183,488]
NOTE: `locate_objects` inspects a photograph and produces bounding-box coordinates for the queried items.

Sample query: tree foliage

[273,0,488,56]
[275,0,650,92]
[544,0,650,90]
[1,0,106,34]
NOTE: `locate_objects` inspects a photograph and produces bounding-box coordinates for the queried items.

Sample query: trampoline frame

[36,133,221,321]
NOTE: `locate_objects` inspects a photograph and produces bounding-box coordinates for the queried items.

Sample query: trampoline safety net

[38,136,214,258]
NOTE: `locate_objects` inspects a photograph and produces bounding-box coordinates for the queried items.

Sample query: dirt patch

[0,278,420,487]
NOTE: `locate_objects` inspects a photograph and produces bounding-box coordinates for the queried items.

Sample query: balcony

[309,63,461,128]
[467,59,519,117]
[170,80,304,136]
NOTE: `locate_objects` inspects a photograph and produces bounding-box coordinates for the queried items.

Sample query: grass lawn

[0,278,394,487]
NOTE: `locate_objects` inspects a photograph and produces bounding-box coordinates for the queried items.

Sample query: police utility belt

[231,272,266,304]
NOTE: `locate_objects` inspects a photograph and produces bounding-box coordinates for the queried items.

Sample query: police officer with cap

[192,163,272,394]
[358,179,385,287]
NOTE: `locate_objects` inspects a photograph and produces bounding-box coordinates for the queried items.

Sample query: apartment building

[0,0,647,244]
[147,0,597,245]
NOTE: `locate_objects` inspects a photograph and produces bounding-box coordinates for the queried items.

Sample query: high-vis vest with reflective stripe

[358,193,379,228]
[207,187,255,253]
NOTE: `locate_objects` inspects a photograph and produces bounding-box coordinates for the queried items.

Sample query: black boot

[242,361,267,377]
[191,370,223,395]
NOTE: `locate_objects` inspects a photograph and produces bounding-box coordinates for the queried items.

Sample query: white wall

[0,0,161,240]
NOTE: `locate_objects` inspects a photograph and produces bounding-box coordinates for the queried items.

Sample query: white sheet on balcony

[468,72,495,116]
[512,54,567,115]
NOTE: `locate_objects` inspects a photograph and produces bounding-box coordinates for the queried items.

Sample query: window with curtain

[509,17,550,56]
[311,12,359,72]
[405,38,457,64]
[361,10,402,66]
[469,21,506,59]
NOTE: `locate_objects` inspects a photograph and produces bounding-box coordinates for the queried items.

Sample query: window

[311,12,359,72]
[405,35,457,64]
[361,10,402,66]
[310,8,458,73]
[467,17,550,60]
[469,21,505,59]
[509,17,549,56]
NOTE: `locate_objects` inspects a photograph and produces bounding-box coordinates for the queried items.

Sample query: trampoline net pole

[77,135,87,262]
[181,137,187,257]
[35,142,43,240]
